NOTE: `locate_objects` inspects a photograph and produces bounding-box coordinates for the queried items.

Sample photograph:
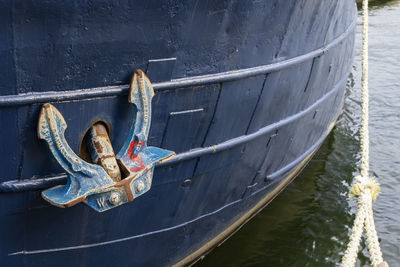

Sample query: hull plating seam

[0,16,356,107]
[175,144,322,266]
[0,70,349,193]
[9,124,329,257]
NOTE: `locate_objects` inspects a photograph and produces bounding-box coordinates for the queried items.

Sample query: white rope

[340,0,387,266]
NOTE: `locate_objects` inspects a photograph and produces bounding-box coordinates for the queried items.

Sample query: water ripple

[198,1,400,266]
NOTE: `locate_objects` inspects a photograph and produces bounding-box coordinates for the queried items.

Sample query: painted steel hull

[0,0,356,266]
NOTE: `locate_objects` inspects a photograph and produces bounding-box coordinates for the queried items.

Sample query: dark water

[197,1,400,266]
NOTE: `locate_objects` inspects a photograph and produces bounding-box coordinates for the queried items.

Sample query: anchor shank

[87,122,121,182]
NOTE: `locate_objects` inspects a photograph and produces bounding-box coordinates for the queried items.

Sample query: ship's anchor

[38,70,175,212]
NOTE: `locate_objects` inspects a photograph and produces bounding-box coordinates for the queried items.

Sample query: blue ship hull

[0,0,356,266]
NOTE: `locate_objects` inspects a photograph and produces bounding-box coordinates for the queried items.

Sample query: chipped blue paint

[38,70,175,212]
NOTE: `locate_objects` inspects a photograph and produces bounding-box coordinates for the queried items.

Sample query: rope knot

[349,175,381,203]
[341,1,386,265]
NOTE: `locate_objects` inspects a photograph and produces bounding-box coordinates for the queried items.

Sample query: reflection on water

[197,1,400,266]
[357,0,400,10]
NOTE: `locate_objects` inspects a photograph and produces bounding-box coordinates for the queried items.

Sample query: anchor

[38,70,175,212]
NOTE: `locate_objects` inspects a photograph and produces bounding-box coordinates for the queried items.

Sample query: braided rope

[340,1,387,266]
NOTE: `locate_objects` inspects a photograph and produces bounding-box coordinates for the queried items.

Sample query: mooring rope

[340,1,387,266]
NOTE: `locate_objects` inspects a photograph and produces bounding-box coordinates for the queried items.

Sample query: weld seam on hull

[0,16,356,108]
[0,70,349,193]
[9,126,329,257]
[159,71,348,166]
[174,137,324,266]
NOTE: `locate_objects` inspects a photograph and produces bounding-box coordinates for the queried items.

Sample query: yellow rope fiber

[340,1,387,266]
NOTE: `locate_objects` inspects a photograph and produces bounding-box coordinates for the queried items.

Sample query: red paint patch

[128,140,145,158]
[129,157,145,172]
[128,139,145,172]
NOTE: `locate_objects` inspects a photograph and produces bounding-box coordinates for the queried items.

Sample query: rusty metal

[87,123,121,182]
[38,70,175,212]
